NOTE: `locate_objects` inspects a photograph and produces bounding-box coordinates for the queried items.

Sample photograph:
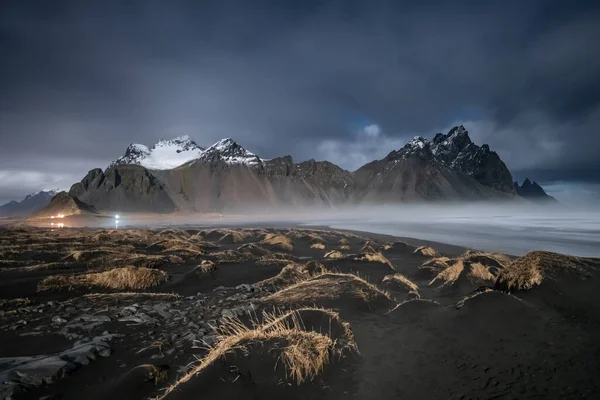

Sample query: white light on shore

[115,215,120,220]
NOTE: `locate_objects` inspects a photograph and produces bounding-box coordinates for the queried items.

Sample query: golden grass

[237,243,271,257]
[414,246,440,257]
[258,262,328,289]
[219,230,251,244]
[423,251,509,289]
[255,252,298,267]
[429,259,465,288]
[469,262,497,282]
[495,251,599,291]
[136,364,169,385]
[311,243,325,250]
[83,292,181,301]
[382,273,419,294]
[158,309,355,398]
[261,233,293,252]
[0,298,32,309]
[62,248,124,262]
[38,266,168,291]
[355,252,394,269]
[324,250,344,259]
[265,272,392,311]
[360,243,377,253]
[462,250,511,266]
[210,250,252,264]
[1,261,71,273]
[195,260,217,276]
[339,244,351,251]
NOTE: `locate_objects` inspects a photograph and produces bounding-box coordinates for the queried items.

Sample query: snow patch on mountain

[196,138,263,165]
[111,136,205,170]
[111,136,265,170]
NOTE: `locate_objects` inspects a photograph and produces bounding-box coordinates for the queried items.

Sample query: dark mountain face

[353,136,512,202]
[0,190,60,217]
[38,192,98,217]
[69,165,176,213]
[430,126,515,194]
[514,179,557,202]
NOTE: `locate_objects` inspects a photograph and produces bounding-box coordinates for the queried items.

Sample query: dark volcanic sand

[0,226,599,400]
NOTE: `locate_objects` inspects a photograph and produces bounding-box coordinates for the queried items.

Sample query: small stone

[52,316,67,324]
[98,348,111,357]
[203,335,216,346]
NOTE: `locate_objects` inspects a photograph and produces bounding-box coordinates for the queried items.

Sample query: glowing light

[50,222,54,226]
[57,222,64,228]
[50,216,55,219]
[115,215,120,219]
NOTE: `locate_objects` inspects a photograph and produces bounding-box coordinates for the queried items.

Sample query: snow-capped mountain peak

[111,136,204,170]
[197,138,263,165]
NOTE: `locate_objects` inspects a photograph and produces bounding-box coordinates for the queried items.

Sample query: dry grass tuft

[494,251,600,292]
[338,238,350,246]
[219,230,251,244]
[158,309,356,398]
[311,242,326,250]
[83,292,180,301]
[422,251,510,290]
[136,364,169,385]
[255,252,298,267]
[261,233,293,252]
[414,246,440,257]
[382,274,419,296]
[210,250,253,264]
[265,272,393,311]
[324,250,344,260]
[38,266,168,291]
[355,252,394,269]
[258,261,328,289]
[237,243,271,257]
[429,259,465,288]
[195,260,217,277]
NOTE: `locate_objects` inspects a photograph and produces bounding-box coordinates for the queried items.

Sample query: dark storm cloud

[1,0,600,202]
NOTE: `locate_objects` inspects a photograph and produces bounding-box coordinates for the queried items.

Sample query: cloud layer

[1,0,599,202]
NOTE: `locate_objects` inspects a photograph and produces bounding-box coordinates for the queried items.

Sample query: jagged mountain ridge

[514,178,557,202]
[0,190,61,217]
[45,126,532,214]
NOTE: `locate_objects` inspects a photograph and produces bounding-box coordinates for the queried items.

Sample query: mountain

[353,136,513,202]
[189,138,263,166]
[514,179,557,202]
[64,127,518,213]
[38,192,98,217]
[69,165,176,213]
[430,126,515,194]
[110,135,205,170]
[0,189,61,217]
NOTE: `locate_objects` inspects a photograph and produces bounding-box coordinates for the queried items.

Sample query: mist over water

[308,204,600,257]
[94,202,600,258]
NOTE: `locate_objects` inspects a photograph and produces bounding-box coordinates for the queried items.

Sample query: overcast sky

[1,0,599,204]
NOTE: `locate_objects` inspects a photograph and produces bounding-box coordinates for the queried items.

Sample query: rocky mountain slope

[0,190,61,217]
[353,137,510,202]
[43,127,521,214]
[430,126,515,194]
[514,178,557,202]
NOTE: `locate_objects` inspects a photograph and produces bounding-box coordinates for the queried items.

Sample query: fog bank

[89,202,600,258]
